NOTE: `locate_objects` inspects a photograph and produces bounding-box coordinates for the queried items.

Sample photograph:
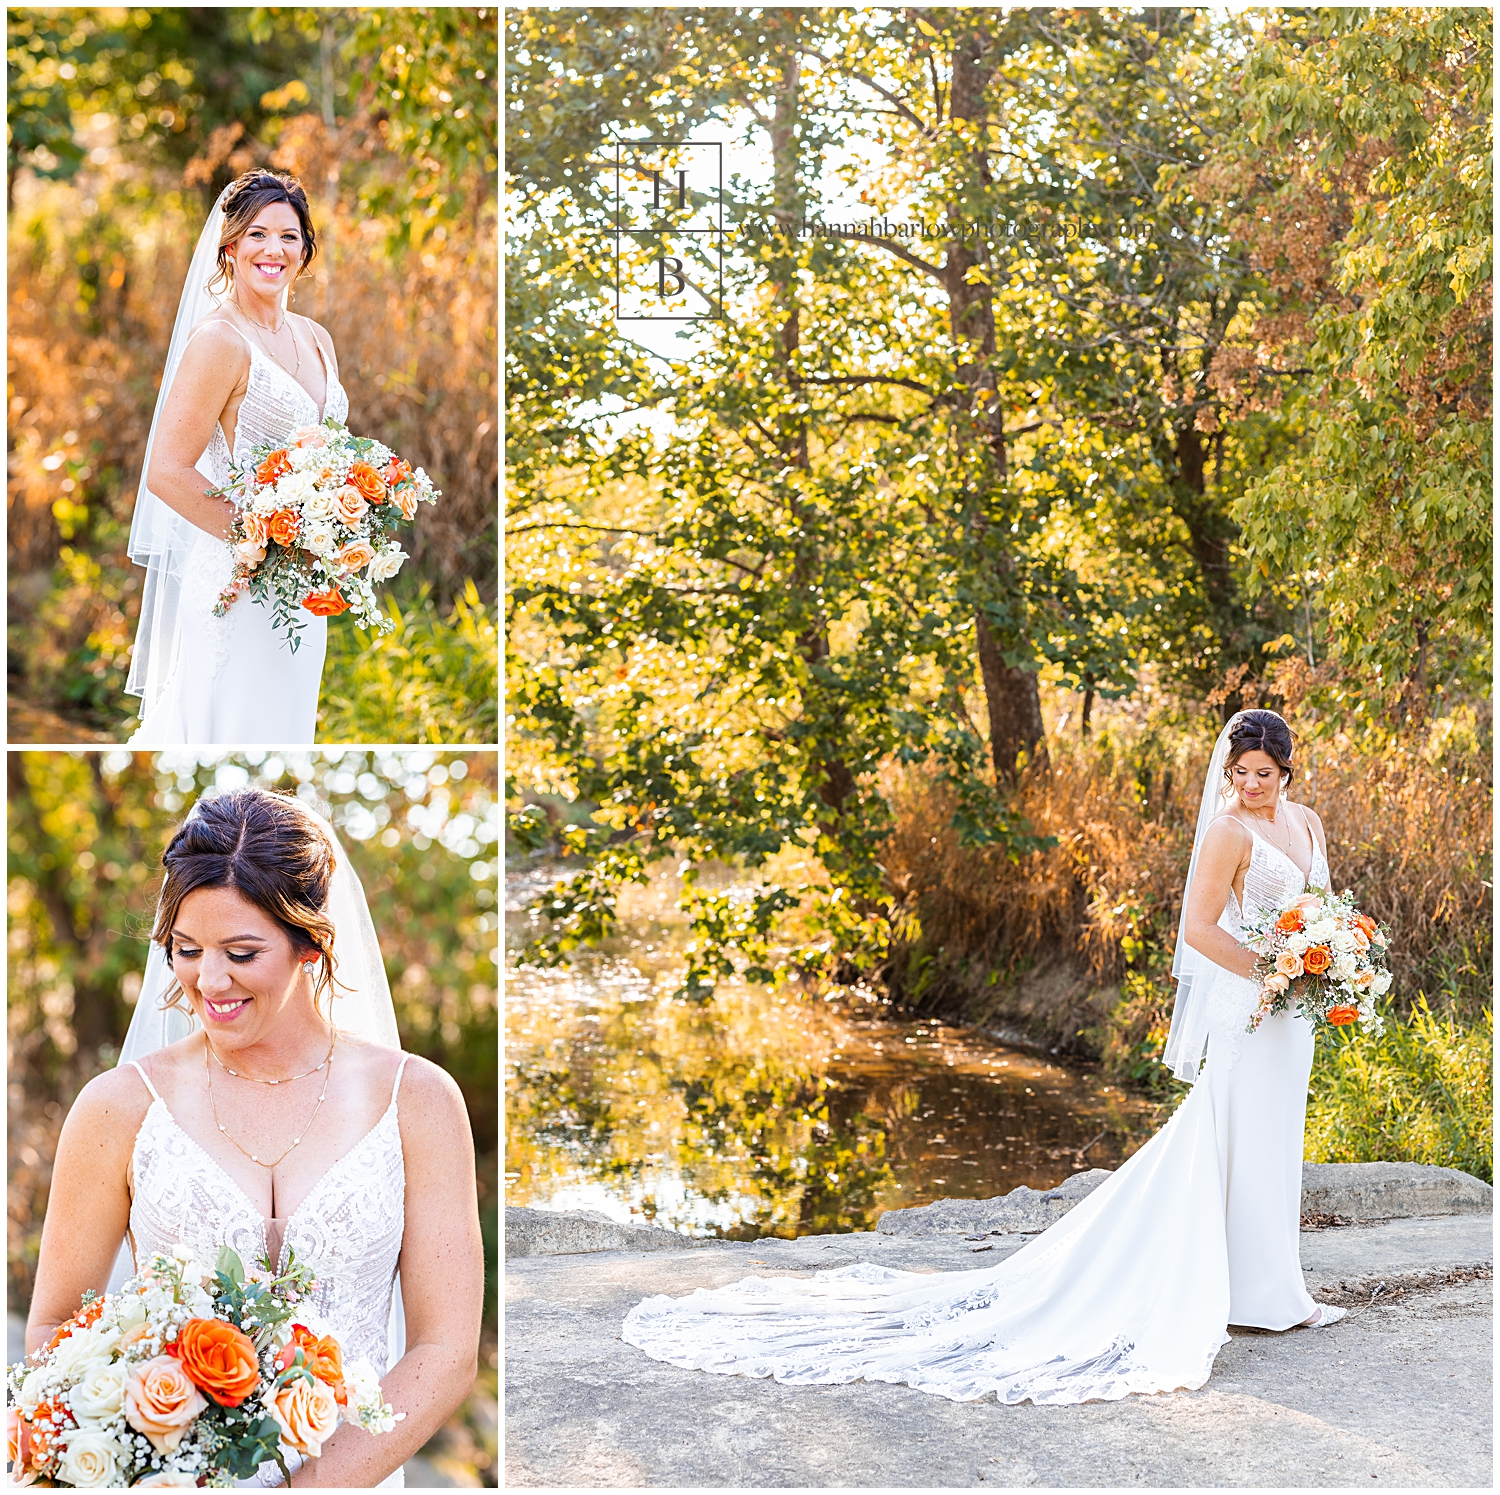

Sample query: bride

[25,789,483,1484]
[126,170,346,745]
[623,708,1347,1405]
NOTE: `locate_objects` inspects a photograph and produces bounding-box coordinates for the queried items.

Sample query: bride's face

[169,885,314,1047]
[1230,747,1285,809]
[230,202,306,298]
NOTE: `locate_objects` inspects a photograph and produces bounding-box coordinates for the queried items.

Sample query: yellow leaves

[963,265,992,286]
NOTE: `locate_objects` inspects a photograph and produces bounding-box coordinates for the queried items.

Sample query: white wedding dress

[128,322,346,746]
[124,1055,408,1487]
[623,824,1328,1404]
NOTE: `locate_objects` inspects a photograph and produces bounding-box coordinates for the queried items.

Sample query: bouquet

[6,1243,402,1487]
[1245,887,1391,1035]
[213,419,439,649]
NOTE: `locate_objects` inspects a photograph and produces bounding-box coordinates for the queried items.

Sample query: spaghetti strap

[127,1059,162,1103]
[390,1053,411,1108]
[183,317,253,355]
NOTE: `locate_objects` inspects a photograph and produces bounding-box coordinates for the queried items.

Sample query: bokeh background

[8,7,498,744]
[8,748,499,1485]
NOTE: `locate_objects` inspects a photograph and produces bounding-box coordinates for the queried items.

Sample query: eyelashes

[173,947,258,964]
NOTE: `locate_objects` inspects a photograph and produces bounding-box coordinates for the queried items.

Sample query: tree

[1224,7,1491,723]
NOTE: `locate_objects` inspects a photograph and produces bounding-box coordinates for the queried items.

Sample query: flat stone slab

[873,1162,1491,1239]
[506,1215,1492,1487]
[506,1206,723,1258]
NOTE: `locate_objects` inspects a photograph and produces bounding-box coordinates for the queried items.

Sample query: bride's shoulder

[64,1063,155,1144]
[182,313,252,363]
[1205,812,1251,845]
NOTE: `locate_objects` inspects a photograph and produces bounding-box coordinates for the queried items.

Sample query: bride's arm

[144,322,250,540]
[289,1058,483,1488]
[1302,804,1331,888]
[1183,817,1260,981]
[25,1068,147,1354]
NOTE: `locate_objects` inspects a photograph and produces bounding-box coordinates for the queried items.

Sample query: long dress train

[622,831,1326,1405]
[128,322,345,745]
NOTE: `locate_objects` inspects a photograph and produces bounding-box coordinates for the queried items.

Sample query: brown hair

[1224,709,1295,790]
[207,169,319,296]
[151,788,339,1015]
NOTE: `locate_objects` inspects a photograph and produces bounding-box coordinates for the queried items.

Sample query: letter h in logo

[611,140,723,320]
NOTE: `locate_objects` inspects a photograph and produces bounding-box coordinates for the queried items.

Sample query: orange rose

[276,1324,345,1400]
[255,449,292,485]
[335,539,375,573]
[1274,909,1303,934]
[392,483,419,521]
[302,585,350,617]
[125,1355,207,1452]
[333,484,368,525]
[1302,945,1332,974]
[1326,1004,1359,1026]
[170,1317,260,1409]
[347,461,387,504]
[1354,913,1378,937]
[43,1295,105,1352]
[263,1375,339,1458]
[266,509,301,547]
[381,457,412,487]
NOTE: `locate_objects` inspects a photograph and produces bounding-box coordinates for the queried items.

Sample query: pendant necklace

[205,1033,334,1169]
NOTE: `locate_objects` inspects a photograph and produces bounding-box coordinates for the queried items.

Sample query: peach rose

[1262,973,1290,994]
[1274,949,1303,978]
[333,485,368,525]
[1353,967,1376,989]
[241,511,270,547]
[347,461,387,504]
[1302,945,1332,975]
[264,1375,339,1458]
[171,1317,259,1409]
[291,425,327,449]
[255,449,292,485]
[7,1406,31,1472]
[125,1355,206,1453]
[1351,926,1370,952]
[267,509,301,547]
[1292,892,1322,911]
[392,483,419,521]
[335,539,375,573]
[275,1324,345,1402]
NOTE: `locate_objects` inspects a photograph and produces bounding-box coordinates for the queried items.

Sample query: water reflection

[505,865,1162,1239]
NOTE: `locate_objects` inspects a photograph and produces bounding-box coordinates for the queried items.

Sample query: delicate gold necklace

[232,287,301,379]
[205,1035,333,1168]
[206,1027,335,1085]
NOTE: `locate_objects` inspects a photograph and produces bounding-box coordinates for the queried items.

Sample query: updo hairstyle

[207,169,319,296]
[151,788,339,1015]
[1223,709,1295,793]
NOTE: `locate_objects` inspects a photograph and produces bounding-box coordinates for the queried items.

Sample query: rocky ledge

[507,1161,1491,1257]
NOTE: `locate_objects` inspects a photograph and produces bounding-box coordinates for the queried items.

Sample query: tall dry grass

[7,114,496,729]
[879,717,1492,1080]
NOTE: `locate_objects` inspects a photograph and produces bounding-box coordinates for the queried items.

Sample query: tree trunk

[943,16,1046,781]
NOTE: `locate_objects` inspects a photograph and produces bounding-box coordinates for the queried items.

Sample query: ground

[505,1217,1492,1488]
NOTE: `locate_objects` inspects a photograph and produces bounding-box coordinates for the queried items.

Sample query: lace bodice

[1207,826,1330,1070]
[127,1057,405,1370]
[181,319,351,663]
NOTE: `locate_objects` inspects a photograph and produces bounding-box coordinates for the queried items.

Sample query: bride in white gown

[24,790,483,1485]
[623,709,1347,1405]
[126,170,347,745]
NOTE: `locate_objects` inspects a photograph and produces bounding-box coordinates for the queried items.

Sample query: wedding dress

[624,758,1333,1404]
[123,1055,407,1487]
[127,323,346,746]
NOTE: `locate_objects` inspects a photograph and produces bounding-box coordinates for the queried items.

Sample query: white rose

[115,1295,148,1333]
[1304,918,1337,943]
[20,1365,48,1416]
[136,1475,201,1488]
[289,443,324,472]
[55,1427,121,1487]
[69,1363,127,1425]
[303,487,338,522]
[304,522,337,558]
[1332,955,1357,982]
[274,470,318,507]
[1330,928,1356,952]
[368,546,408,583]
[1286,932,1310,954]
[51,1323,115,1383]
[1372,970,1392,996]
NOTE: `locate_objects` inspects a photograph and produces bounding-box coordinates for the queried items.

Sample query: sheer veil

[125,185,232,720]
[107,802,406,1369]
[1162,708,1287,1084]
